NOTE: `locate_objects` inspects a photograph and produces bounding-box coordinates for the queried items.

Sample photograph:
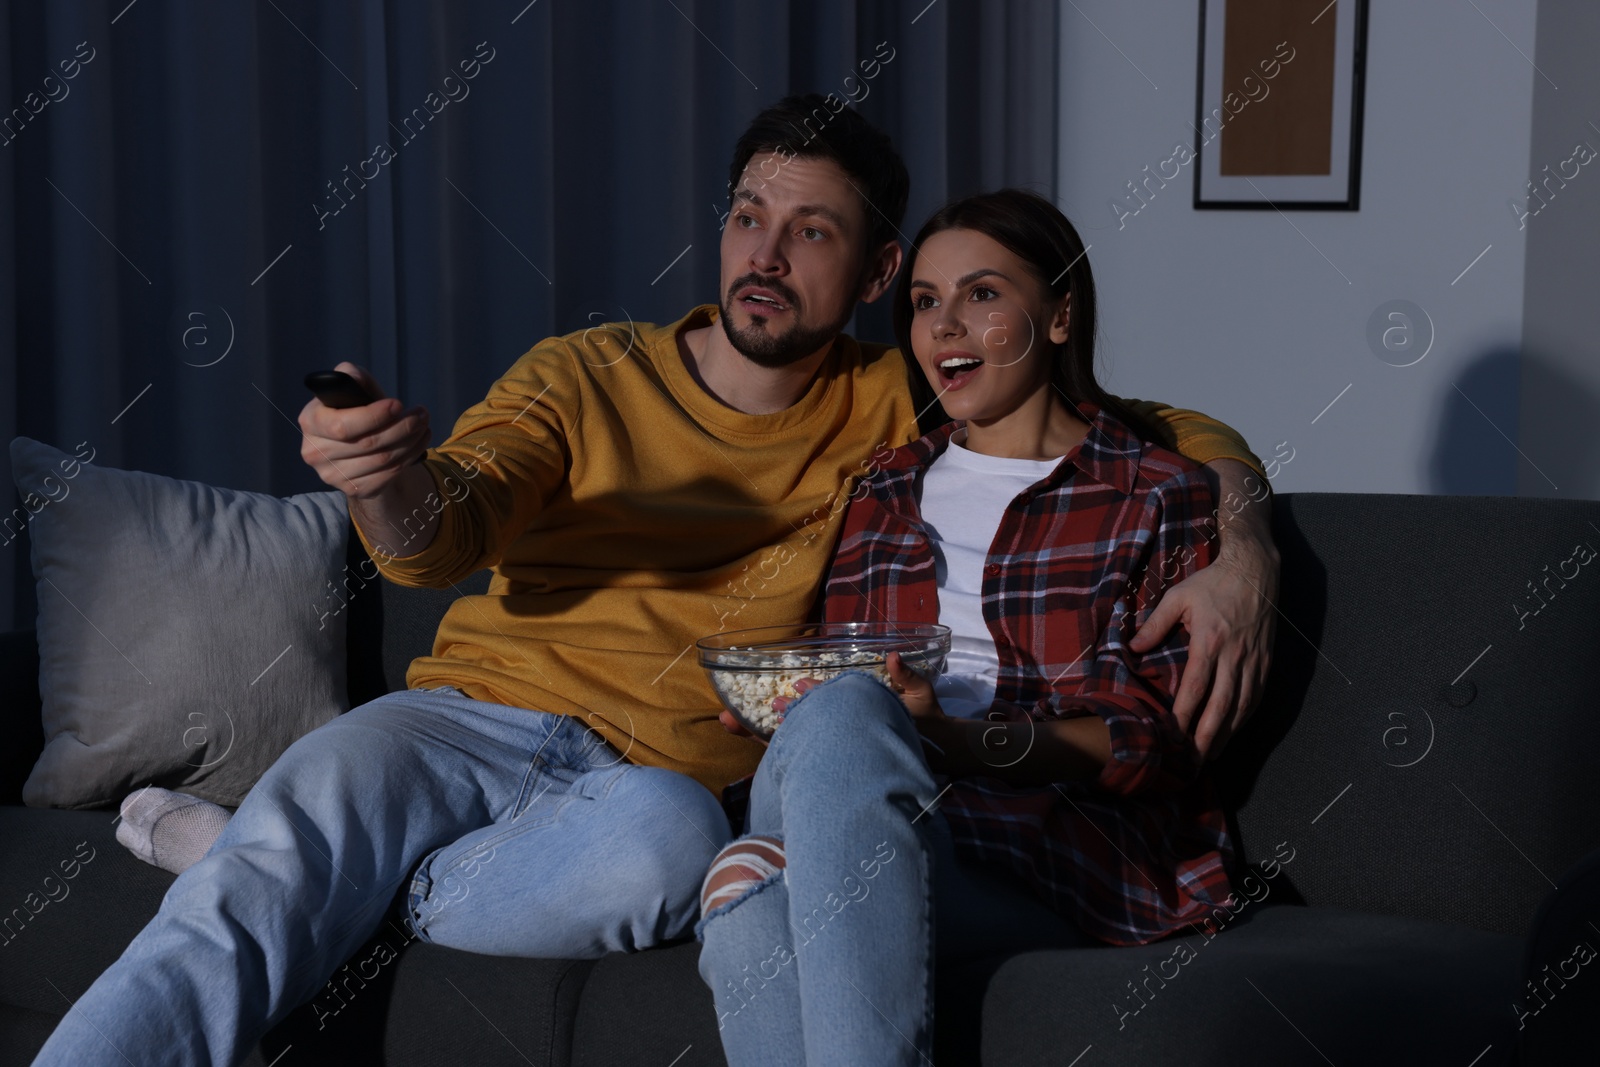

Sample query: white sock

[116,786,233,874]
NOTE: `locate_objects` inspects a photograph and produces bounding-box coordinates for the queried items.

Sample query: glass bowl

[697,622,951,739]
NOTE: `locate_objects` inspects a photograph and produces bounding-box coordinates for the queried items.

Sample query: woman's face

[905,228,1069,426]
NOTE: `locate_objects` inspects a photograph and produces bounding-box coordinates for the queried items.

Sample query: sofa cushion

[975,903,1522,1066]
[261,935,595,1067]
[570,941,723,1067]
[555,903,1527,1066]
[1516,845,1600,1063]
[10,437,352,808]
[1214,494,1600,938]
[0,1005,60,1067]
[0,808,172,1017]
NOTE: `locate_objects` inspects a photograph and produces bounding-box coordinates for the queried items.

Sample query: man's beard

[719,275,854,369]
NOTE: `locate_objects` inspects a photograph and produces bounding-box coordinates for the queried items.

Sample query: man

[35,94,1277,1066]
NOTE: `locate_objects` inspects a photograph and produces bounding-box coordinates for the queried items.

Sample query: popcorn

[699,624,951,739]
[707,650,901,736]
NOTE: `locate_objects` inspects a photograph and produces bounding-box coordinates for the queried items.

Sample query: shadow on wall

[1428,348,1600,498]
[1515,348,1600,500]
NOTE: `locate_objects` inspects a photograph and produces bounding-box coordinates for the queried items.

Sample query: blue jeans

[33,686,731,1067]
[695,671,1091,1067]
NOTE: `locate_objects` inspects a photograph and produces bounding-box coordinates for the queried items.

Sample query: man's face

[718,153,875,367]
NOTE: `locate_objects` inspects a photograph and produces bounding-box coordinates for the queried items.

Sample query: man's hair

[727,93,909,253]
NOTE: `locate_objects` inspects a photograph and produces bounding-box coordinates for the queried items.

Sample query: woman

[696,188,1238,1065]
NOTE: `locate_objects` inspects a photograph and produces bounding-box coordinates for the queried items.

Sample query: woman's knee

[781,671,911,736]
[770,671,927,784]
[700,835,786,917]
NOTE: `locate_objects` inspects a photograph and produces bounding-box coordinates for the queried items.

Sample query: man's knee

[701,835,786,917]
[605,767,731,880]
[255,712,387,792]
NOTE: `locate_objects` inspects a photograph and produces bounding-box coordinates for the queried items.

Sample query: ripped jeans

[694,671,1090,1067]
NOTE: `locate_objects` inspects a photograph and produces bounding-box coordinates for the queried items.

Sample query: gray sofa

[2,492,1596,1065]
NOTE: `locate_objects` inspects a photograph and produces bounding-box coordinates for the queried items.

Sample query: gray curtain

[1,0,1058,630]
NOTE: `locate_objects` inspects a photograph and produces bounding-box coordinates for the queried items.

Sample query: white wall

[1517,1,1600,500]
[1056,1,1542,495]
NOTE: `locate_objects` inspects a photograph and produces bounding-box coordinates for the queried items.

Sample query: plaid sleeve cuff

[1039,692,1197,796]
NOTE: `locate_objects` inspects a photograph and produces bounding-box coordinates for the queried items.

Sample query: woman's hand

[887,652,946,720]
[716,709,765,744]
[720,658,944,745]
[715,676,827,744]
[771,677,822,720]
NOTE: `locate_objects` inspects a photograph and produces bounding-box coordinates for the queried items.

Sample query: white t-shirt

[918,430,1065,719]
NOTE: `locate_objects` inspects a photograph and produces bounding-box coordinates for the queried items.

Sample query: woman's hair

[893,188,1163,443]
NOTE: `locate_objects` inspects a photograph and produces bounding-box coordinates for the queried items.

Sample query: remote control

[304,370,377,409]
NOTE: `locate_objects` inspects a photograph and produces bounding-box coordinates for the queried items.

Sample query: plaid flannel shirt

[817,400,1236,945]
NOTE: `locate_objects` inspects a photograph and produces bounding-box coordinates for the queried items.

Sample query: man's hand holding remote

[298,360,438,558]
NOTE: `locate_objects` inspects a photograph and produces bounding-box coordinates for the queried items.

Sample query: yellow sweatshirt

[353,305,1265,797]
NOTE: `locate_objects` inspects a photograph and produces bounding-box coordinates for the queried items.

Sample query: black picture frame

[1193,0,1368,210]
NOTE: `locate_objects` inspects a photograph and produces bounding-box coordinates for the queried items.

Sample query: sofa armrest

[0,628,44,805]
[1518,845,1600,1064]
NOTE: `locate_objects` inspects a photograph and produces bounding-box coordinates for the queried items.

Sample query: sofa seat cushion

[970,903,1523,1065]
[0,1004,61,1066]
[0,808,171,1018]
[571,941,723,1066]
[550,905,1527,1065]
[261,936,595,1067]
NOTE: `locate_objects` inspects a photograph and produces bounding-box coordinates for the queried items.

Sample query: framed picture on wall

[1193,0,1368,209]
